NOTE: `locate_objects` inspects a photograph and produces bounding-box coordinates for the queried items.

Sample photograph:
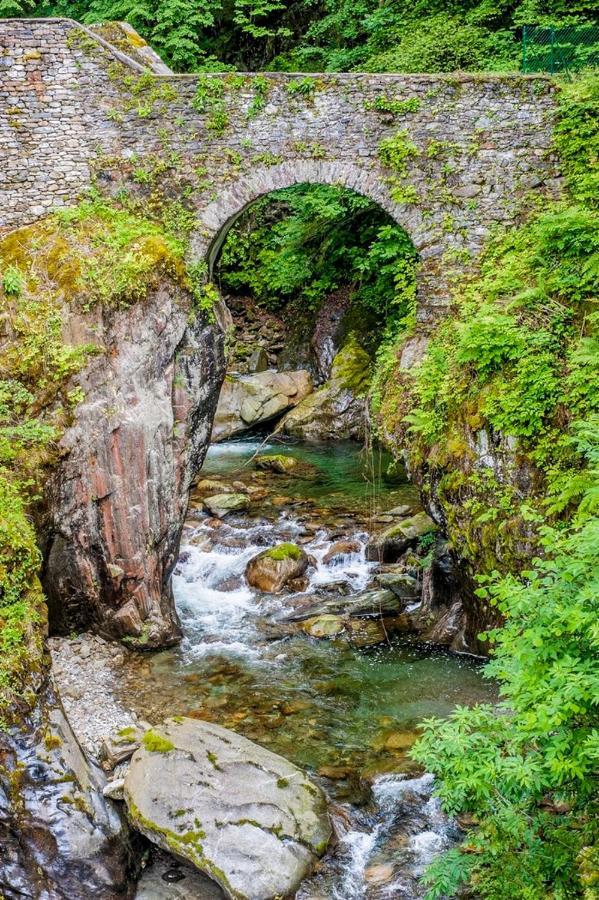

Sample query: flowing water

[120,439,496,898]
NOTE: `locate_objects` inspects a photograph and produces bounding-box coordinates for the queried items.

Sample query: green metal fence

[522,24,599,74]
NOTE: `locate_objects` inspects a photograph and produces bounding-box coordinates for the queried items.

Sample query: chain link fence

[522,24,599,74]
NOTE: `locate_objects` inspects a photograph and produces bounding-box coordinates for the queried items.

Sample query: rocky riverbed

[48,438,495,899]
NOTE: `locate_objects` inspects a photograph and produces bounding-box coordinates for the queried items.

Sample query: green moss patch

[263,543,303,562]
[142,729,176,753]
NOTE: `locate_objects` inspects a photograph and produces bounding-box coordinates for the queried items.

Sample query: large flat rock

[124,718,331,900]
[211,370,312,441]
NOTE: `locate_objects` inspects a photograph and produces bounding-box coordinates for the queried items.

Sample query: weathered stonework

[1,18,561,324]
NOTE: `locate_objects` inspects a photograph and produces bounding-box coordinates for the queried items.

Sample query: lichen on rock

[123,717,331,900]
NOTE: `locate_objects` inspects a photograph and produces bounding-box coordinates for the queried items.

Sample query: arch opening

[202,179,419,445]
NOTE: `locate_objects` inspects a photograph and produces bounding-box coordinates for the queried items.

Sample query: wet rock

[135,849,226,899]
[0,683,133,900]
[322,540,362,564]
[276,337,371,442]
[374,572,420,601]
[245,543,308,592]
[124,718,331,900]
[255,453,298,474]
[301,614,346,638]
[367,512,438,562]
[288,575,310,592]
[212,370,312,441]
[203,493,250,519]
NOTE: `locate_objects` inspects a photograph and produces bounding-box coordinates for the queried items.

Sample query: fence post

[522,25,528,72]
[550,26,556,74]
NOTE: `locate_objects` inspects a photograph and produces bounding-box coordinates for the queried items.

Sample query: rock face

[124,718,331,900]
[211,370,312,442]
[40,284,226,647]
[245,543,309,592]
[277,338,371,442]
[0,683,133,900]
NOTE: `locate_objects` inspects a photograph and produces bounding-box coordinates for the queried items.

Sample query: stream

[121,439,496,898]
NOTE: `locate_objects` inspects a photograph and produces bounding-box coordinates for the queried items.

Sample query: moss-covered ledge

[0,190,223,718]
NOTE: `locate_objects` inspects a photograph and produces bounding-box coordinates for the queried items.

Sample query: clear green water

[119,440,496,801]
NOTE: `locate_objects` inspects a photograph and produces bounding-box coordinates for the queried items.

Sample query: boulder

[203,493,249,519]
[245,543,308,592]
[124,718,331,900]
[282,589,401,622]
[366,512,438,562]
[255,453,297,474]
[211,370,312,442]
[300,614,389,647]
[322,540,362,564]
[374,572,421,601]
[301,614,346,639]
[276,337,372,442]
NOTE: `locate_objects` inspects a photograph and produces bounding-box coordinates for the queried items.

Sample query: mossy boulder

[276,336,372,442]
[367,512,438,562]
[203,493,250,519]
[255,453,298,474]
[123,718,331,900]
[245,543,309,592]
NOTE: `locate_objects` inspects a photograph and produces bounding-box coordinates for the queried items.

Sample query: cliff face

[40,286,225,647]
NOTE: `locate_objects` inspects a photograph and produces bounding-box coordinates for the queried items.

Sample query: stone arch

[192,160,426,276]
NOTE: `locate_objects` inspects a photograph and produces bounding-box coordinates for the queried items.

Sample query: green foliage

[192,75,229,133]
[364,95,420,117]
[24,0,599,72]
[1,265,24,297]
[0,473,45,721]
[393,71,599,900]
[412,485,599,898]
[554,74,599,210]
[378,131,419,204]
[285,76,318,98]
[217,183,417,340]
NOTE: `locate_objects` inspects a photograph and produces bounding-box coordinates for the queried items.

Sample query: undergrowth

[393,73,599,900]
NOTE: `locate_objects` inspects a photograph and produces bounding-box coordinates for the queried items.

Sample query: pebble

[49,633,137,760]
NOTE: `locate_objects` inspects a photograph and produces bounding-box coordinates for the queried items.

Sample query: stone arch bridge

[1,18,561,323]
[0,19,563,645]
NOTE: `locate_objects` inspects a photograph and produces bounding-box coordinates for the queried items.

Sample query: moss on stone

[263,543,303,562]
[142,730,176,753]
[330,336,372,395]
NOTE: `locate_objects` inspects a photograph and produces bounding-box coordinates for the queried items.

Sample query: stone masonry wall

[0,18,562,322]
